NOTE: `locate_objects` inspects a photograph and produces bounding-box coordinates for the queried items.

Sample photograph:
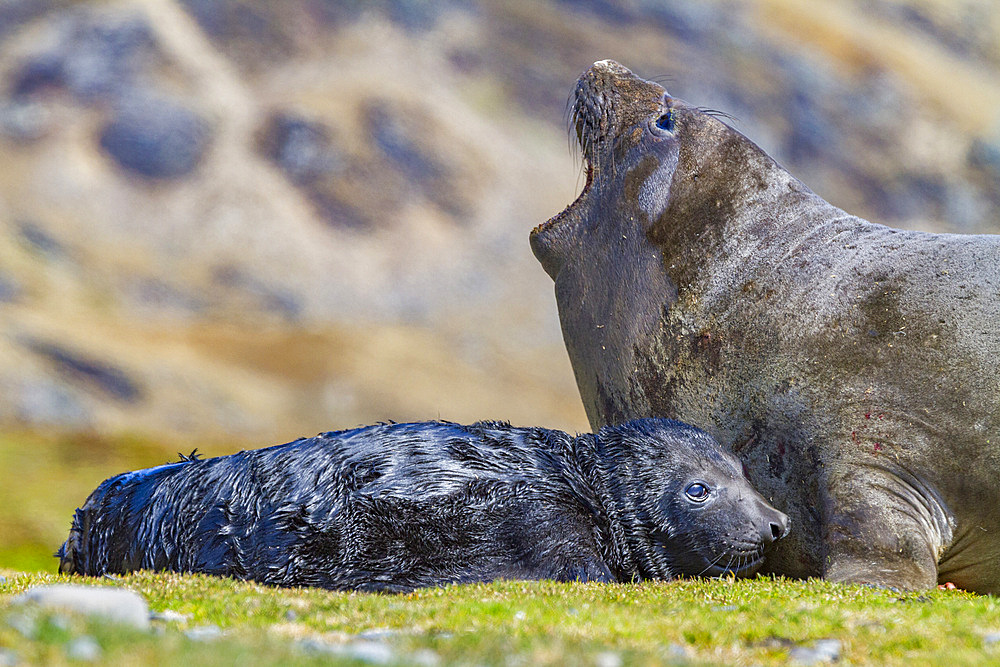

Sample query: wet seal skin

[531,60,1000,593]
[58,418,787,592]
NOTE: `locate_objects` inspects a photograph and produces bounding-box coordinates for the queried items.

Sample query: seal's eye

[655,110,675,132]
[684,482,710,502]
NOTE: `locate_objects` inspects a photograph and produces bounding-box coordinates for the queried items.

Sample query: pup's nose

[762,508,790,545]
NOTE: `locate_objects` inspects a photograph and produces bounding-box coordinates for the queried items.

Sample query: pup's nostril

[770,522,783,541]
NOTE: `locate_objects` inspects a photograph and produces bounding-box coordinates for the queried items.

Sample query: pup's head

[601,418,789,578]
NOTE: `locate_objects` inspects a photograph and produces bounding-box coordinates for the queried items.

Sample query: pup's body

[60,419,787,592]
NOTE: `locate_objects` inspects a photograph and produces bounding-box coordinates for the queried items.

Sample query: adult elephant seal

[531,60,1000,593]
[59,418,788,592]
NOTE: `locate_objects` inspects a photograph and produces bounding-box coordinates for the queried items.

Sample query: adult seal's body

[531,60,1000,593]
[59,419,787,592]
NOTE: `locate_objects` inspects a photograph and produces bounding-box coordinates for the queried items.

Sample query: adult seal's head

[531,59,768,281]
[529,59,793,432]
[533,60,1000,594]
[599,419,789,578]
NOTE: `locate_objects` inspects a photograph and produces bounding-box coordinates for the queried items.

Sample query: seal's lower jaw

[529,160,593,279]
[680,545,767,579]
[532,160,593,237]
[700,553,766,579]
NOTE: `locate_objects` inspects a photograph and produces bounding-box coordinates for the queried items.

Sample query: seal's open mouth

[528,59,649,278]
[531,159,592,237]
[531,62,607,239]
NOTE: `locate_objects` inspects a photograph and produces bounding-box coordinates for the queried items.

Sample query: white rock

[409,648,440,666]
[790,638,842,664]
[6,613,35,639]
[150,609,190,623]
[594,651,622,667]
[14,585,149,630]
[357,627,397,640]
[184,625,223,641]
[346,640,394,664]
[299,638,395,665]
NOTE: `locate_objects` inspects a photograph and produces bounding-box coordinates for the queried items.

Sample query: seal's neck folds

[573,433,675,582]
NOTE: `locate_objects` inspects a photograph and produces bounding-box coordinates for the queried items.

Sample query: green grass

[1,570,999,666]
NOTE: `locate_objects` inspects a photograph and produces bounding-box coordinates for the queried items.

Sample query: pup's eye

[655,110,675,132]
[685,482,710,502]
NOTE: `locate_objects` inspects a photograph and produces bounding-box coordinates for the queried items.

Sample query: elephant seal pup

[531,59,1000,593]
[58,418,788,592]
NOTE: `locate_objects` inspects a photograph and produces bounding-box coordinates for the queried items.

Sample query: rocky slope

[0,0,997,443]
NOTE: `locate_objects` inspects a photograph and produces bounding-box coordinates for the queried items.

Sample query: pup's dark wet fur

[59,418,787,592]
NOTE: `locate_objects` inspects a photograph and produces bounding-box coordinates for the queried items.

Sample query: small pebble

[594,651,622,667]
[347,641,394,664]
[0,648,19,666]
[49,614,71,631]
[790,638,841,664]
[14,585,149,630]
[358,627,397,640]
[409,648,440,666]
[185,625,222,641]
[299,639,394,665]
[66,636,101,662]
[150,609,189,623]
[513,610,527,621]
[284,609,297,621]
[0,575,8,585]
[666,643,688,658]
[7,613,36,639]
[712,605,738,612]
[984,632,1000,645]
[298,638,327,653]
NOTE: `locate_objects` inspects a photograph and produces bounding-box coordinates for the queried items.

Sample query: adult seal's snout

[534,59,1000,594]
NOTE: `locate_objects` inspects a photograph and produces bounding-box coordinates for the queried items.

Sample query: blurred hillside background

[1,0,998,570]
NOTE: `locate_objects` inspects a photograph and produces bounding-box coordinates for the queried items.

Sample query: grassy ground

[1,569,998,666]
